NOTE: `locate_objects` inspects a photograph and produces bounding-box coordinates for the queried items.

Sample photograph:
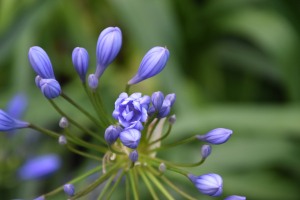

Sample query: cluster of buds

[0,26,245,200]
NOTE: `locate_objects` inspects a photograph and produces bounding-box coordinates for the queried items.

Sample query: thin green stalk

[129,169,139,200]
[44,165,103,197]
[126,173,130,200]
[146,160,189,176]
[105,169,125,200]
[125,83,130,94]
[95,89,111,123]
[149,124,172,145]
[97,174,116,200]
[48,99,107,144]
[66,144,102,161]
[64,128,107,153]
[108,145,125,155]
[146,119,160,142]
[138,168,159,200]
[92,91,111,127]
[28,123,60,139]
[70,160,124,199]
[145,170,174,200]
[60,91,104,128]
[147,136,197,154]
[133,167,139,191]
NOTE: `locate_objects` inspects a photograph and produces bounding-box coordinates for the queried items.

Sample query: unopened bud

[63,183,75,196]
[168,115,176,124]
[159,163,166,172]
[58,136,67,146]
[201,145,211,159]
[59,117,68,128]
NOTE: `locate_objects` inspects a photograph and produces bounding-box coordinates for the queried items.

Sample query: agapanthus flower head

[119,129,141,149]
[18,154,61,180]
[72,47,89,83]
[151,91,164,111]
[129,150,138,162]
[58,135,67,146]
[201,144,212,159]
[63,184,75,196]
[28,46,55,79]
[224,195,246,200]
[39,79,61,99]
[165,93,176,107]
[105,125,119,145]
[95,27,122,79]
[59,117,68,128]
[0,109,29,131]
[113,93,150,131]
[197,128,233,145]
[188,173,223,197]
[157,99,171,118]
[88,74,98,91]
[168,114,176,124]
[128,46,170,85]
[35,75,42,89]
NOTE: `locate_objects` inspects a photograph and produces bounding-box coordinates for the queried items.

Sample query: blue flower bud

[201,145,211,159]
[147,106,155,117]
[165,93,176,107]
[28,46,55,79]
[197,128,233,145]
[188,173,223,197]
[105,125,119,145]
[157,99,171,118]
[34,196,45,200]
[119,129,141,149]
[224,195,246,200]
[159,163,166,172]
[59,117,68,128]
[168,114,176,124]
[128,46,170,85]
[0,109,29,131]
[88,74,98,91]
[72,47,89,83]
[18,154,61,180]
[35,75,42,89]
[129,150,138,162]
[151,91,164,111]
[63,184,75,196]
[58,136,67,146]
[40,79,61,99]
[6,93,28,121]
[95,27,122,78]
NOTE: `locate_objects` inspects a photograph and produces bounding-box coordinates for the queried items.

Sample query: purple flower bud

[18,154,61,180]
[188,173,223,197]
[197,128,233,145]
[58,136,67,146]
[63,184,75,196]
[147,106,155,117]
[88,74,98,91]
[95,27,122,78]
[6,93,28,121]
[34,196,45,200]
[28,46,55,79]
[165,93,176,107]
[35,75,42,89]
[159,163,166,172]
[105,125,119,145]
[119,129,141,149]
[157,99,171,118]
[59,117,68,128]
[128,46,170,85]
[201,145,211,159]
[129,150,138,162]
[168,114,176,124]
[224,195,246,200]
[40,79,61,99]
[0,109,29,131]
[72,47,89,83]
[151,91,164,111]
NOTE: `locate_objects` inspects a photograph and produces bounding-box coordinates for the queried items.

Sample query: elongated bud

[63,184,75,196]
[88,74,98,91]
[35,75,42,89]
[151,91,164,111]
[159,163,166,172]
[58,136,67,146]
[105,125,119,145]
[188,173,223,197]
[119,129,141,149]
[59,117,68,128]
[201,145,211,159]
[157,99,171,118]
[128,46,170,85]
[39,79,61,99]
[165,93,176,107]
[224,195,246,200]
[147,106,155,117]
[0,109,29,131]
[28,46,55,79]
[197,128,233,145]
[129,150,138,162]
[72,47,89,83]
[168,115,176,124]
[95,27,122,78]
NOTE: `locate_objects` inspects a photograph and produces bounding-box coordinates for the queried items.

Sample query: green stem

[129,169,139,200]
[146,119,160,142]
[44,165,103,197]
[138,168,159,200]
[147,160,189,176]
[28,123,60,139]
[95,89,111,124]
[66,144,102,161]
[125,84,130,94]
[147,136,197,154]
[92,91,111,127]
[105,169,125,200]
[126,173,130,200]
[149,124,172,145]
[97,174,115,200]
[108,145,125,155]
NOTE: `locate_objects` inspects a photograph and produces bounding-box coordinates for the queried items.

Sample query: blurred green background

[1,0,300,199]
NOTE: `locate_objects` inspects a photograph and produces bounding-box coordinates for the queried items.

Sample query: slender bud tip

[58,136,67,146]
[59,117,68,128]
